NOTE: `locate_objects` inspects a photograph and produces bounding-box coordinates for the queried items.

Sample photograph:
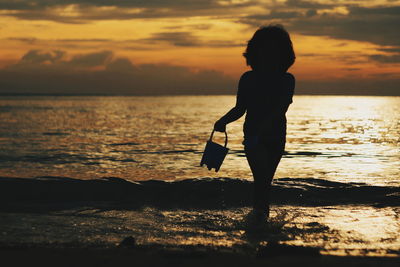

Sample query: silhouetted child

[214,25,295,220]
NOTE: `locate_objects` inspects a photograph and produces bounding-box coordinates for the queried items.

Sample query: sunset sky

[0,0,399,95]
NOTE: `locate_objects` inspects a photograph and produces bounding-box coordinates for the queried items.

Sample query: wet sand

[1,246,399,267]
[1,179,400,258]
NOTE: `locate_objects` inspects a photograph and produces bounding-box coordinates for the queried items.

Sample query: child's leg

[245,144,283,217]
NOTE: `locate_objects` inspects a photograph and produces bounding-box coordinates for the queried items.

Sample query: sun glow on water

[0,95,399,185]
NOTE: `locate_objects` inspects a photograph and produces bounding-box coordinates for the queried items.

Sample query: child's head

[243,25,295,73]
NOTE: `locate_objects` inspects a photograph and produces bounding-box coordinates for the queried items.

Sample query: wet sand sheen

[0,177,399,257]
[1,247,400,267]
[1,207,399,257]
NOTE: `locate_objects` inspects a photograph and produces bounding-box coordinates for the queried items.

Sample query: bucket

[200,130,229,172]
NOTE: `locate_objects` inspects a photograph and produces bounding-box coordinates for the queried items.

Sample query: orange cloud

[0,0,399,95]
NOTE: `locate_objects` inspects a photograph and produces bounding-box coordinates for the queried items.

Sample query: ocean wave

[108,142,140,146]
[0,153,137,164]
[42,132,70,136]
[0,149,360,166]
[0,177,398,209]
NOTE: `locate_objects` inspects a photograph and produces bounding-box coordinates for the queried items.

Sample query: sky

[0,0,399,95]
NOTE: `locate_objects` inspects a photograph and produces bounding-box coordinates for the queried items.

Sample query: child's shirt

[236,70,295,143]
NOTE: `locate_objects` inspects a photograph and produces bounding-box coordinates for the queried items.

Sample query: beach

[1,176,399,258]
[2,247,400,267]
[0,95,399,262]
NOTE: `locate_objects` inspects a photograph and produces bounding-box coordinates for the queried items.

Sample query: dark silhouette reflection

[214,25,296,220]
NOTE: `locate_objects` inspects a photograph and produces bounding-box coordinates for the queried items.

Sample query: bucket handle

[209,130,228,148]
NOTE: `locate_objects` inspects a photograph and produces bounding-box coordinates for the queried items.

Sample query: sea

[0,95,399,256]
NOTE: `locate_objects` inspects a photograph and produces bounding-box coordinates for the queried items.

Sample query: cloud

[68,50,113,67]
[8,50,114,70]
[5,37,155,51]
[245,10,302,20]
[105,58,137,73]
[19,49,65,64]
[2,1,399,52]
[284,0,333,9]
[5,33,243,50]
[237,2,400,65]
[378,47,400,53]
[0,0,252,23]
[240,4,400,48]
[163,24,214,31]
[289,6,400,47]
[0,0,222,10]
[0,49,236,95]
[140,31,244,47]
[368,54,400,63]
[7,37,38,44]
[1,49,399,96]
[142,32,202,47]
[372,46,400,63]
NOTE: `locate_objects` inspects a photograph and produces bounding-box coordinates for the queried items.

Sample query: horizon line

[0,93,399,97]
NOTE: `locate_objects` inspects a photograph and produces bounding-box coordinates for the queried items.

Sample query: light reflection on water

[0,95,398,185]
[1,206,399,256]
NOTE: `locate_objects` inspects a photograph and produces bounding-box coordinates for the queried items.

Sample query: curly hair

[243,25,295,73]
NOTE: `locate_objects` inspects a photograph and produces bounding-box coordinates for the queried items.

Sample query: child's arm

[214,105,246,132]
[214,72,249,132]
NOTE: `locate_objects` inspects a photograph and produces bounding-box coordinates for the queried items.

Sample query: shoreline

[1,176,399,208]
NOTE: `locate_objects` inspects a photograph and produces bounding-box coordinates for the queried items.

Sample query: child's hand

[214,120,226,132]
